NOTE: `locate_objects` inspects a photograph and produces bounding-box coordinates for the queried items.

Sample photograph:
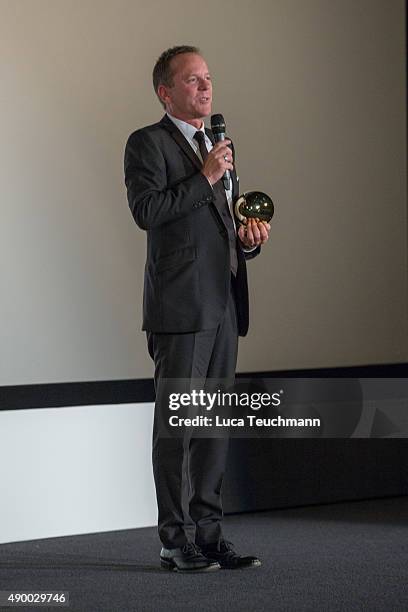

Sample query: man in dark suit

[124,45,270,572]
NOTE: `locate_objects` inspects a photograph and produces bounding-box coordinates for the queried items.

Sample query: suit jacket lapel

[230,163,239,202]
[160,114,202,170]
[205,126,215,146]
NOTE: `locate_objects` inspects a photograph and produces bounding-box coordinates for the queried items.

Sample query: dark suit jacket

[124,114,259,336]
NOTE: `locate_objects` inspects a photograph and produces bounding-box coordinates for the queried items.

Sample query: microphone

[211,113,231,191]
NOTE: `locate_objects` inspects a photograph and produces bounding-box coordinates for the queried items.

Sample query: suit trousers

[146,275,239,549]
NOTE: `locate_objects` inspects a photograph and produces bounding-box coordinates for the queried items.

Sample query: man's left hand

[238,218,271,249]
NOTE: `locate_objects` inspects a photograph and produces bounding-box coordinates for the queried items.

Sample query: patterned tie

[193,130,209,162]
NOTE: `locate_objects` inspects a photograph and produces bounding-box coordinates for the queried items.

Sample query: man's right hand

[201,140,234,186]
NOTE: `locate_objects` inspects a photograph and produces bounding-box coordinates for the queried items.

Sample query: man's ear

[157,84,169,107]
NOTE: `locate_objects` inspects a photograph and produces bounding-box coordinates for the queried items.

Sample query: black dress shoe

[160,542,221,573]
[200,539,261,569]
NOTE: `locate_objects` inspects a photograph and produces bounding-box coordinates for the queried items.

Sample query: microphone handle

[213,132,231,191]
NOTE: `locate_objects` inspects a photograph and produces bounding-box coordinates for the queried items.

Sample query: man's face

[159,53,212,123]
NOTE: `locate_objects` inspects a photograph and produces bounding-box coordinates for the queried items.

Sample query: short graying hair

[153,45,200,109]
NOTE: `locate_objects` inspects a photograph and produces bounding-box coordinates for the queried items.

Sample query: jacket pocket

[155,246,197,273]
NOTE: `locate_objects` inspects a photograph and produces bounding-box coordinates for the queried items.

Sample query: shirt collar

[166,113,205,141]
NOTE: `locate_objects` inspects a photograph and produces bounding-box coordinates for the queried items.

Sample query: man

[124,46,270,572]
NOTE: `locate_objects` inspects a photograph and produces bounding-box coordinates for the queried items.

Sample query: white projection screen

[0,0,406,385]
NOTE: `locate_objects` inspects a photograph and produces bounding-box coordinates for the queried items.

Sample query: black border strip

[0,363,407,410]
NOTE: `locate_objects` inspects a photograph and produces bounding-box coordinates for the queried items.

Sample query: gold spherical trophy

[235,191,274,224]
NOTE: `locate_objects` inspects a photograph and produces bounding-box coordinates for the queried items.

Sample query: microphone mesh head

[211,114,226,135]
